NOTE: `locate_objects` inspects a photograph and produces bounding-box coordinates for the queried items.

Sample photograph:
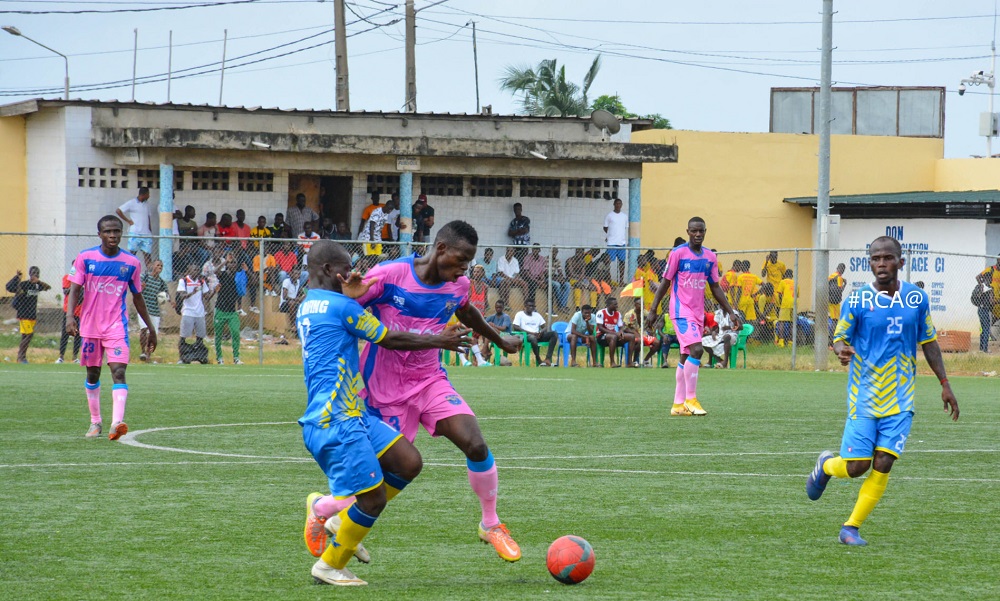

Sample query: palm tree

[499,56,602,117]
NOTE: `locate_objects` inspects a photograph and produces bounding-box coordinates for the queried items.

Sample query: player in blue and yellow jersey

[298,240,470,586]
[806,236,959,546]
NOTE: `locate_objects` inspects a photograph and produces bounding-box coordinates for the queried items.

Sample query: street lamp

[3,25,70,100]
[959,40,997,158]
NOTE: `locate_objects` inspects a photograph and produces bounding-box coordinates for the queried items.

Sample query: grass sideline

[0,365,997,600]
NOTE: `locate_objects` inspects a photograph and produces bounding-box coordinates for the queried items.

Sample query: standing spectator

[521,244,549,309]
[174,205,200,273]
[216,212,235,239]
[297,221,322,268]
[177,262,214,358]
[603,198,628,285]
[198,212,218,272]
[507,203,530,260]
[414,194,435,243]
[513,299,557,366]
[138,259,173,362]
[287,193,319,237]
[982,257,1000,325]
[384,193,401,241]
[973,272,996,353]
[634,251,661,311]
[550,247,571,311]
[776,269,795,347]
[6,267,51,364]
[568,304,598,367]
[116,187,153,266]
[736,259,762,323]
[496,246,528,306]
[358,198,390,270]
[232,209,253,267]
[721,260,740,307]
[66,216,155,440]
[762,251,786,301]
[213,250,243,365]
[596,297,634,368]
[274,241,299,287]
[269,213,287,238]
[358,192,383,238]
[57,271,83,364]
[623,296,661,366]
[828,263,847,340]
[280,265,305,333]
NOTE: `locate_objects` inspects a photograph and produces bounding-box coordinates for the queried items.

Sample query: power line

[0,0,267,14]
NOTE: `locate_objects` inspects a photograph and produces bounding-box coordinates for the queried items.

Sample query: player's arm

[132,292,157,354]
[831,300,856,366]
[379,324,471,352]
[920,340,958,421]
[709,281,740,328]
[456,303,520,354]
[115,207,134,226]
[65,282,82,336]
[39,281,52,291]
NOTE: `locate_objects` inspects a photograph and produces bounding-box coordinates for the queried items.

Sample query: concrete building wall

[24,107,68,304]
[0,115,28,277]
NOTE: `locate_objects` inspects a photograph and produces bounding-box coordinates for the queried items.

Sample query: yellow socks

[320,504,377,569]
[822,456,850,479]
[845,469,889,528]
[385,484,401,502]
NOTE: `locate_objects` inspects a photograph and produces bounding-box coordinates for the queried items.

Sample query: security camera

[251,140,271,149]
[959,83,966,96]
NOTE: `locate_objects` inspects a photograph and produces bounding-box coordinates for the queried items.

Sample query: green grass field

[1,365,997,600]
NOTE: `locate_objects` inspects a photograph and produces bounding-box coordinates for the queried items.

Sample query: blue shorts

[301,412,403,499]
[607,246,626,262]
[840,411,913,460]
[128,235,152,254]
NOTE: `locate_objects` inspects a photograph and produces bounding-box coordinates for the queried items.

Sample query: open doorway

[287,174,353,236]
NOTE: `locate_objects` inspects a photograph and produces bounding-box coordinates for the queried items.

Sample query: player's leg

[58,312,70,362]
[607,333,619,367]
[586,335,598,366]
[568,334,580,366]
[17,320,34,363]
[81,338,104,437]
[213,312,225,363]
[229,312,242,364]
[108,345,131,440]
[671,354,692,415]
[420,383,521,562]
[840,414,909,545]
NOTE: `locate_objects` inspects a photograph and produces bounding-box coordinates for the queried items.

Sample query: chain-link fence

[1,232,998,374]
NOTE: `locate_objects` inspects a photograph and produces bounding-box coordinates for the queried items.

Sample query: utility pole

[131,28,138,101]
[470,20,480,112]
[218,29,228,106]
[405,0,417,112]
[813,0,834,371]
[334,0,350,111]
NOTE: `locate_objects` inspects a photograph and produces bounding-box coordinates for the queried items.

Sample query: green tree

[590,94,672,129]
[499,56,602,117]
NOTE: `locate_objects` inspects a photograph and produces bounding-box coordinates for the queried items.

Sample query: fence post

[547,246,554,320]
[258,238,265,366]
[791,249,799,370]
[905,248,912,283]
[158,164,174,281]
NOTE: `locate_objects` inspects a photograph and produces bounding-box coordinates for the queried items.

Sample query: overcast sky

[1,0,998,159]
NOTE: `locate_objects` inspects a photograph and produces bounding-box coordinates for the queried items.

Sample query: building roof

[785,190,1000,205]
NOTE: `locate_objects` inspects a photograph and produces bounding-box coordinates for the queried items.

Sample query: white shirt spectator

[281,277,301,303]
[297,232,321,265]
[513,310,546,334]
[386,208,400,241]
[497,255,520,278]
[715,308,738,343]
[178,276,208,318]
[118,197,151,236]
[604,210,629,246]
[360,208,387,243]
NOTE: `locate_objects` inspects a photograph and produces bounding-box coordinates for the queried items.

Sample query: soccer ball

[546,535,595,585]
[157,291,169,304]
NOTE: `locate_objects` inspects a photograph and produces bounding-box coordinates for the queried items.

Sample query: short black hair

[97,215,123,230]
[581,304,592,312]
[688,216,706,227]
[870,235,902,258]
[206,212,216,219]
[308,240,351,269]
[138,186,150,195]
[435,220,479,247]
[673,237,686,247]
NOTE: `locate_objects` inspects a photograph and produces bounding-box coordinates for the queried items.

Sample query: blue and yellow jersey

[833,281,937,419]
[296,288,387,428]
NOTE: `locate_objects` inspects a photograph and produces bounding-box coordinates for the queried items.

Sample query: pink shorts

[366,376,475,443]
[671,317,703,355]
[81,337,130,367]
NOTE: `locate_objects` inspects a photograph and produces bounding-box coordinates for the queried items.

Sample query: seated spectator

[268,213,286,238]
[250,215,271,251]
[623,296,660,366]
[250,249,278,313]
[513,299,557,366]
[480,300,513,366]
[319,216,336,240]
[568,304,598,367]
[297,221,321,270]
[596,297,635,368]
[274,241,299,286]
[657,313,679,368]
[280,265,305,333]
[565,247,594,309]
[469,265,489,315]
[330,221,352,241]
[216,212,235,241]
[522,244,549,308]
[588,251,614,305]
[702,309,738,368]
[480,247,502,288]
[550,247,571,311]
[137,259,172,362]
[496,246,528,306]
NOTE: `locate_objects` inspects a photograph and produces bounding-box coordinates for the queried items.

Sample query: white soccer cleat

[311,560,366,586]
[324,514,371,563]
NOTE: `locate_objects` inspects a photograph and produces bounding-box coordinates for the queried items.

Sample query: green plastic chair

[730,323,754,369]
[515,330,555,366]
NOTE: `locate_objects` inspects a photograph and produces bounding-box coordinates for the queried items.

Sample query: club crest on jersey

[88,264,95,273]
[444,300,457,313]
[393,295,405,307]
[120,265,130,277]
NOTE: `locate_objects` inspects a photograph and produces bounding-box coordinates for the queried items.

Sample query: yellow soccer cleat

[478,522,522,562]
[325,514,371,564]
[670,403,694,416]
[684,399,708,416]
[304,492,327,557]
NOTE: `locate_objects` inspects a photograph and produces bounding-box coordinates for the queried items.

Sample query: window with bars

[132,168,185,191]
[191,170,230,191]
[567,178,619,200]
[519,178,562,198]
[420,176,464,197]
[470,177,513,198]
[238,171,275,192]
[76,167,129,189]
[366,174,400,196]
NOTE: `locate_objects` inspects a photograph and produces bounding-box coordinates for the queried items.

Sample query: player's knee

[465,439,489,463]
[355,487,388,517]
[846,459,871,478]
[872,452,896,473]
[688,344,704,359]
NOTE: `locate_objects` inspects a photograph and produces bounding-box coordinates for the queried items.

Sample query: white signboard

[836,219,986,331]
[396,156,420,171]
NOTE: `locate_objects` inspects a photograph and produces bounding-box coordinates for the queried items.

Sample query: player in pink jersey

[649,217,739,416]
[306,221,524,563]
[67,215,157,441]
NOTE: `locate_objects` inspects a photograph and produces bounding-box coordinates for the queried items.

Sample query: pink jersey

[68,246,143,339]
[663,243,718,320]
[356,256,470,406]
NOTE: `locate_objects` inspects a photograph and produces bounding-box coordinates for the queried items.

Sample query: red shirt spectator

[62,274,82,317]
[274,247,298,273]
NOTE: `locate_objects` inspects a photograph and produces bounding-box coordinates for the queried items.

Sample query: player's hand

[646,309,658,325]
[338,271,376,299]
[836,344,855,366]
[498,334,522,355]
[438,323,472,352]
[942,383,959,421]
[66,319,79,337]
[146,330,158,356]
[728,311,742,330]
[15,270,22,278]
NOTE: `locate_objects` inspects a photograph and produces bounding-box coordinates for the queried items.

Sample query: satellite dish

[590,109,621,134]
